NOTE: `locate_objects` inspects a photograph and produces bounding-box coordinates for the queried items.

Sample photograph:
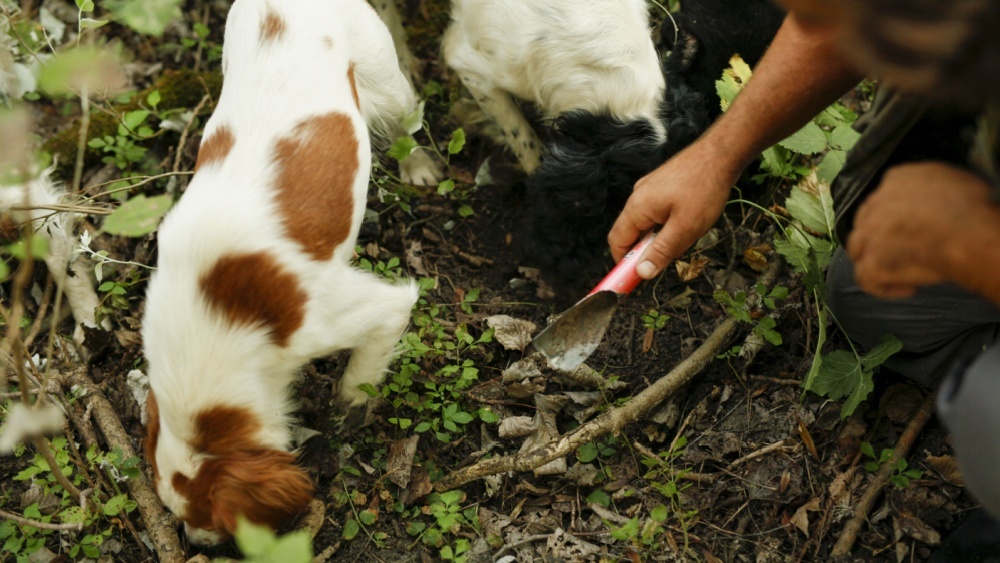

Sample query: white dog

[143,0,425,545]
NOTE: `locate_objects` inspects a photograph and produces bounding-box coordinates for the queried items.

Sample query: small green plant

[405,490,478,563]
[640,308,669,331]
[860,442,923,488]
[638,437,700,553]
[713,282,788,347]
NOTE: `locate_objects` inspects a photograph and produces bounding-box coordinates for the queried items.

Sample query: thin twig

[33,436,83,499]
[726,440,798,472]
[830,391,937,557]
[172,94,211,174]
[0,507,83,531]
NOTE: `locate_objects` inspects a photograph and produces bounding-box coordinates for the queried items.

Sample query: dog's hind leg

[349,2,442,186]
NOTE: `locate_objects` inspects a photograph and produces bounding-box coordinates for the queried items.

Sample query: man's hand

[847,162,1000,300]
[607,142,736,279]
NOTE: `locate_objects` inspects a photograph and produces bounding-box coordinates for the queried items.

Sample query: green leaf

[786,183,835,236]
[457,205,474,218]
[105,0,183,37]
[122,110,150,133]
[860,333,903,371]
[778,121,827,155]
[829,124,861,151]
[650,505,668,523]
[816,149,847,183]
[448,128,466,155]
[806,349,874,418]
[7,236,48,260]
[103,494,130,516]
[342,518,360,540]
[437,179,455,196]
[577,442,599,463]
[400,101,425,135]
[773,228,834,276]
[234,517,276,557]
[76,0,95,11]
[103,194,173,237]
[586,489,611,507]
[407,522,427,536]
[449,411,474,425]
[359,509,377,526]
[860,441,875,459]
[38,47,122,96]
[715,55,752,112]
[80,18,109,29]
[388,136,419,162]
[265,530,312,563]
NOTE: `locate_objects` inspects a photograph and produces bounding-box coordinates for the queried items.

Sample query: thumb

[635,223,686,280]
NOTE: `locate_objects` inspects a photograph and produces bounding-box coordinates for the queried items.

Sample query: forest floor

[0,1,976,562]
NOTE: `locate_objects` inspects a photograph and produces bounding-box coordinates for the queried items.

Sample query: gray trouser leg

[938,343,1000,520]
[826,247,1000,386]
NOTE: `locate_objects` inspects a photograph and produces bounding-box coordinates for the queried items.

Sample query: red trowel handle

[587,232,656,297]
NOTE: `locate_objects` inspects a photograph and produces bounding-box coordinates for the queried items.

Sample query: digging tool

[531,232,656,371]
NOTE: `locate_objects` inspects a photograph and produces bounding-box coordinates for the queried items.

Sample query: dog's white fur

[143,0,421,545]
[442,0,666,173]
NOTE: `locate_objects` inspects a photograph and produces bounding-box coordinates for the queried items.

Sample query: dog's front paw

[399,148,444,186]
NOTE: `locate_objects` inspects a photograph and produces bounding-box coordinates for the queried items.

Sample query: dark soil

[0,1,977,562]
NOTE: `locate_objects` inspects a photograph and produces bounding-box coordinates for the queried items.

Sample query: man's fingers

[635,222,686,280]
[609,201,663,262]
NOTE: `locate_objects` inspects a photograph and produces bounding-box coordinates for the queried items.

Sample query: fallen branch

[67,370,184,563]
[830,391,937,557]
[0,507,83,531]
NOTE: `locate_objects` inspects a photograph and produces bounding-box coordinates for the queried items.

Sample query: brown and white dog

[142,0,430,545]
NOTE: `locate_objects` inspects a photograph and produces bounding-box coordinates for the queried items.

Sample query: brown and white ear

[206,451,314,536]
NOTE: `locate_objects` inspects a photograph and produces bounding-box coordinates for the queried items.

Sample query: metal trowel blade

[530,290,621,371]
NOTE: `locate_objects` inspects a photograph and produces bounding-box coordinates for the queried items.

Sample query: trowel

[531,232,656,371]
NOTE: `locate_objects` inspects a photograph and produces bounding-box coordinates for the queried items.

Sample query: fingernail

[637,260,659,280]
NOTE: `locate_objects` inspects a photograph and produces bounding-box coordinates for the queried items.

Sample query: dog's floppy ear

[206,450,314,535]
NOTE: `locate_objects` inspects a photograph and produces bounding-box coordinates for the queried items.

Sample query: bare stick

[726,440,797,471]
[67,370,185,563]
[830,391,937,557]
[0,508,83,531]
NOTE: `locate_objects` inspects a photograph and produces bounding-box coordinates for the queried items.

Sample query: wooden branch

[0,508,83,531]
[67,370,185,563]
[830,391,937,557]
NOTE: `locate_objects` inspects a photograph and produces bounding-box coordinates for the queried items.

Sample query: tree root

[67,370,185,563]
[830,391,937,558]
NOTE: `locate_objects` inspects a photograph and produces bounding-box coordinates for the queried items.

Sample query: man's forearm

[699,13,865,177]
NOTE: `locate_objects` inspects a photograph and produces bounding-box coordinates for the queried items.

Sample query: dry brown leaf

[926,454,964,486]
[405,240,429,276]
[790,497,821,536]
[798,419,820,462]
[642,327,654,353]
[880,384,923,424]
[836,410,867,457]
[486,314,537,351]
[702,548,724,563]
[401,465,433,505]
[779,470,791,494]
[667,286,697,308]
[498,416,537,438]
[675,255,709,282]
[829,467,858,506]
[743,243,772,272]
[896,510,941,545]
[385,435,419,488]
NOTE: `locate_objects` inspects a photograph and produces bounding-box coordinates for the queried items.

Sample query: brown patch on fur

[145,390,160,482]
[322,36,334,49]
[272,113,358,260]
[195,125,235,173]
[259,8,286,43]
[347,64,360,110]
[171,406,313,537]
[199,252,306,347]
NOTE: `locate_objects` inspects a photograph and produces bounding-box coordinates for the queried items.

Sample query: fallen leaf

[667,286,697,308]
[521,394,569,476]
[498,416,537,438]
[385,436,419,488]
[743,243,772,272]
[779,470,791,494]
[486,315,537,351]
[675,255,709,282]
[836,410,867,457]
[790,497,821,536]
[828,467,857,507]
[798,419,820,462]
[642,327,654,353]
[405,240,429,276]
[925,454,964,486]
[896,510,941,545]
[880,384,923,424]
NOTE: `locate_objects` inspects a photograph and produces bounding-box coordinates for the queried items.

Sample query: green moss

[43,69,222,178]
